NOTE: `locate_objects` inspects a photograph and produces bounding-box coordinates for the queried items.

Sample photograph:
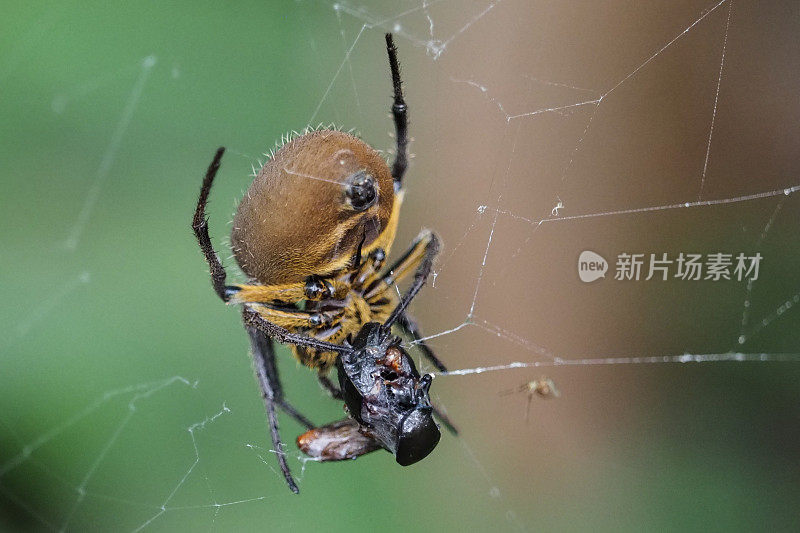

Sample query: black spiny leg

[243,307,353,357]
[318,375,343,400]
[398,313,447,372]
[192,147,230,302]
[431,406,459,436]
[251,332,315,429]
[247,325,302,494]
[385,33,409,188]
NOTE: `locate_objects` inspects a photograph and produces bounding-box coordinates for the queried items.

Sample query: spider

[500,376,560,422]
[192,34,454,494]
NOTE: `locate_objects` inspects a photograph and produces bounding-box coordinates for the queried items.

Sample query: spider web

[2,0,799,530]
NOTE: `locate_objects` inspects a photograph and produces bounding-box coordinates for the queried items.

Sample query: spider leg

[525,392,533,423]
[225,282,307,305]
[249,329,315,429]
[383,230,433,287]
[431,406,459,436]
[243,307,352,357]
[192,147,230,302]
[226,277,351,305]
[246,325,301,494]
[396,313,457,434]
[317,374,343,400]
[375,232,449,373]
[393,314,460,434]
[383,232,439,330]
[364,230,433,302]
[248,303,343,331]
[498,383,529,396]
[397,313,447,372]
[385,33,409,188]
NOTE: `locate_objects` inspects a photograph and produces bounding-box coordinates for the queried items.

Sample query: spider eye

[345,170,378,211]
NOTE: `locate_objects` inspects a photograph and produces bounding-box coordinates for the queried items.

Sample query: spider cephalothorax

[192,34,455,494]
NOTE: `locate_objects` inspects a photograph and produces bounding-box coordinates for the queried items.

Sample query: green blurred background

[2,1,799,531]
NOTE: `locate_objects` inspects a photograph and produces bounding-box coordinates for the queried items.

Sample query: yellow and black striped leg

[363,230,435,315]
[352,248,385,289]
[384,231,440,328]
[242,308,351,357]
[226,276,351,306]
[248,303,342,331]
[381,229,434,287]
[225,283,307,304]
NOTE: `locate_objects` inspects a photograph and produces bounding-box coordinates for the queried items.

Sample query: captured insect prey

[192,33,456,494]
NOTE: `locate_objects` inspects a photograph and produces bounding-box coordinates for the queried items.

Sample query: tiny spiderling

[500,376,560,422]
